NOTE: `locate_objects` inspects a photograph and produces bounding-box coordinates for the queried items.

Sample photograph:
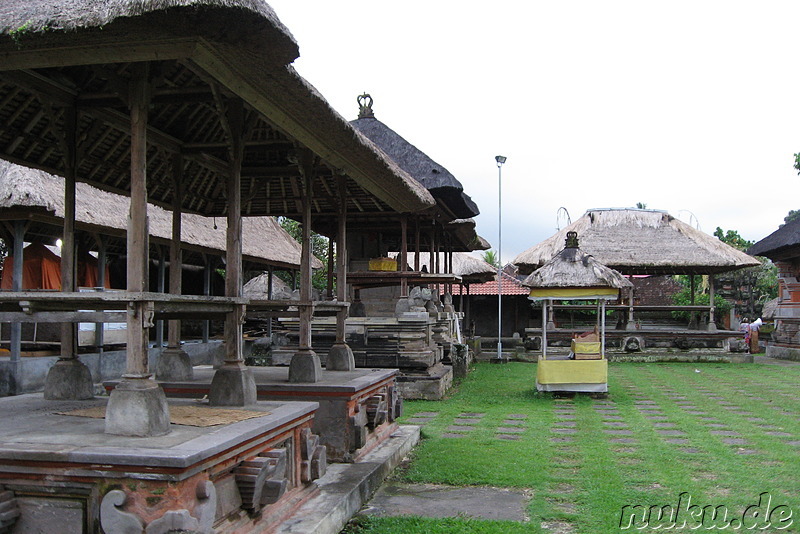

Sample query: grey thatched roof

[243,271,291,298]
[522,233,633,291]
[747,219,800,260]
[0,160,319,270]
[513,208,760,275]
[0,0,435,225]
[351,96,479,220]
[395,252,497,283]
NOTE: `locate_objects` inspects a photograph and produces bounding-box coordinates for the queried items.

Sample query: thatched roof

[0,0,435,228]
[350,95,479,221]
[513,208,760,275]
[747,219,800,261]
[0,160,320,270]
[522,232,633,293]
[243,272,291,298]
[395,252,497,283]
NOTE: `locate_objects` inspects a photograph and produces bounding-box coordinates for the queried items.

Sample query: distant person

[749,318,763,354]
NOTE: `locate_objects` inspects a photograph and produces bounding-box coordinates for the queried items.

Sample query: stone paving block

[602,421,628,427]
[549,436,575,443]
[722,438,748,445]
[704,423,728,428]
[453,418,482,425]
[459,412,485,418]
[506,414,528,419]
[634,400,657,405]
[441,433,466,438]
[657,430,687,436]
[603,429,633,435]
[406,418,433,424]
[502,420,526,426]
[415,412,439,417]
[679,447,701,454]
[554,421,577,427]
[653,422,676,428]
[609,438,637,444]
[664,438,690,445]
[497,434,521,441]
[552,428,577,434]
[710,430,741,436]
[496,426,525,433]
[735,448,760,455]
[765,431,792,437]
[786,440,800,446]
[555,414,576,420]
[447,425,475,432]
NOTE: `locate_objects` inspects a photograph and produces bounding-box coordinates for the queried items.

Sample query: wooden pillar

[106,62,170,436]
[156,248,166,347]
[210,97,256,405]
[326,238,335,300]
[44,105,94,400]
[156,154,193,380]
[9,221,25,394]
[707,273,717,332]
[289,150,323,381]
[414,218,420,271]
[93,235,107,352]
[202,256,211,343]
[326,174,355,371]
[266,266,274,338]
[429,230,435,273]
[400,215,408,298]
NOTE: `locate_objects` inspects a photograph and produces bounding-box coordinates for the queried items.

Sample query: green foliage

[482,250,499,269]
[635,202,647,209]
[670,279,731,322]
[782,209,800,227]
[277,217,331,292]
[712,227,753,251]
[794,152,800,174]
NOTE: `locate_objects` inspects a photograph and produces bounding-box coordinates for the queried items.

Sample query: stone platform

[107,367,403,463]
[0,394,328,533]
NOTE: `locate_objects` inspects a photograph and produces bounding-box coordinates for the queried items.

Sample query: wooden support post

[45,105,94,401]
[9,221,25,394]
[93,235,107,352]
[414,218,420,272]
[400,215,408,298]
[266,266,274,338]
[106,62,170,437]
[326,174,354,371]
[326,238,334,300]
[290,150,323,381]
[210,97,256,405]
[202,256,211,343]
[156,248,166,347]
[707,274,717,332]
[156,154,193,380]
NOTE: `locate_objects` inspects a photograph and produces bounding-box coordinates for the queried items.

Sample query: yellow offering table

[536,358,608,393]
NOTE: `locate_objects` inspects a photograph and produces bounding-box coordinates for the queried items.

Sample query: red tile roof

[458,273,529,296]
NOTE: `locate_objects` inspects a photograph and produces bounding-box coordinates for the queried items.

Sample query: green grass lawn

[348,361,800,534]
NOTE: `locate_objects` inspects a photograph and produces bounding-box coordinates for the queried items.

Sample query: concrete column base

[289,349,322,383]
[155,347,193,381]
[43,358,94,400]
[105,378,170,436]
[209,364,256,406]
[326,343,355,371]
[705,322,718,332]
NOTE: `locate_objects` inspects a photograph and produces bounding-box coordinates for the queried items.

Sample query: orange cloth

[0,243,62,290]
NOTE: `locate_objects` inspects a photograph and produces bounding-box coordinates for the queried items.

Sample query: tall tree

[482,250,500,269]
[277,216,330,292]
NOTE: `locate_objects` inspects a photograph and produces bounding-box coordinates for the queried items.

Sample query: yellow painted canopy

[528,287,619,300]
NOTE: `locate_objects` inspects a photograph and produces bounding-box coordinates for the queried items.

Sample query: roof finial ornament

[565,231,579,249]
[357,93,374,119]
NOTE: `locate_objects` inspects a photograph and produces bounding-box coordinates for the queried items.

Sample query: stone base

[395,363,453,400]
[0,395,323,533]
[209,364,257,406]
[289,350,322,383]
[326,343,355,371]
[105,378,170,436]
[43,358,94,400]
[155,347,193,381]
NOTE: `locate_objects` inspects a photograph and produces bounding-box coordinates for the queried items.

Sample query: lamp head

[495,155,507,165]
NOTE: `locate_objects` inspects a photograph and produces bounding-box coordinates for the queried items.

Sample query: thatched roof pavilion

[748,219,800,260]
[351,94,479,223]
[398,252,497,284]
[522,232,634,298]
[513,208,760,275]
[0,160,321,271]
[0,0,441,432]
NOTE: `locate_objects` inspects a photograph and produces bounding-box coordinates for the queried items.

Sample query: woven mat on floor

[56,405,269,427]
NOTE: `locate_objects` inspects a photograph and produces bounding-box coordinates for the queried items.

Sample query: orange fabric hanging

[0,242,62,290]
[78,252,111,289]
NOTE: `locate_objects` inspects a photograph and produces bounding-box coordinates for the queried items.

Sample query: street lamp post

[495,155,507,362]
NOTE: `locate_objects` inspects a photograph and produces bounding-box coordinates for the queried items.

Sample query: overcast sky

[268,1,800,263]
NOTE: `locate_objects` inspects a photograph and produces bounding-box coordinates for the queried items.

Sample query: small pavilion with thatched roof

[513,208,760,333]
[523,232,632,393]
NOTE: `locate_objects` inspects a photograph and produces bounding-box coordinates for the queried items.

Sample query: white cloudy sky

[268,1,800,263]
